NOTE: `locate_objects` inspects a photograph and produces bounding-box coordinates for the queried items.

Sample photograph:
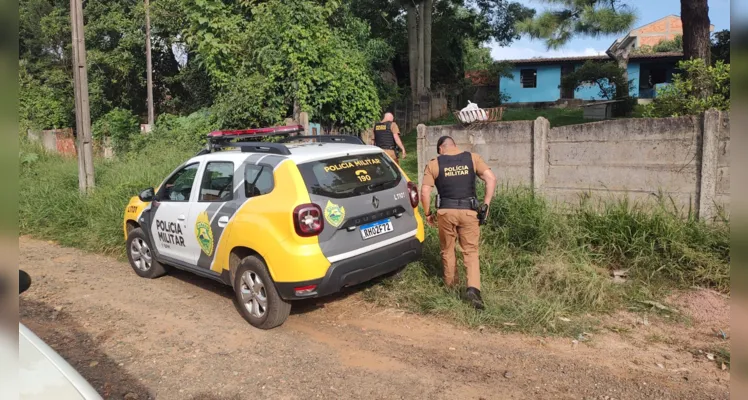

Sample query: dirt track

[19,237,730,400]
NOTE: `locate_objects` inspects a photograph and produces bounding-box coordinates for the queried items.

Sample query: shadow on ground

[20,297,152,400]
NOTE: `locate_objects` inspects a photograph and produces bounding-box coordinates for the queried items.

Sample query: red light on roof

[208,125,303,138]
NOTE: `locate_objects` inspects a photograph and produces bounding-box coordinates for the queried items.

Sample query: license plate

[360,219,394,240]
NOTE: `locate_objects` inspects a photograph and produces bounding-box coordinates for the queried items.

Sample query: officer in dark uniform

[420,136,497,309]
[372,112,406,164]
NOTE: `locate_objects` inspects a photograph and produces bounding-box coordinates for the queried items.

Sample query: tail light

[407,181,419,208]
[293,203,324,237]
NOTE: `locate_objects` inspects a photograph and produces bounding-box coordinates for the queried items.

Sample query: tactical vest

[373,121,395,149]
[435,151,477,205]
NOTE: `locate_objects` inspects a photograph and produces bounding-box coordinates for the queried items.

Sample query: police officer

[419,136,496,309]
[372,112,406,164]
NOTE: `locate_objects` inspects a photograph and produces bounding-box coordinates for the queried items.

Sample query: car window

[296,153,401,199]
[199,162,234,202]
[160,163,199,202]
[245,165,274,198]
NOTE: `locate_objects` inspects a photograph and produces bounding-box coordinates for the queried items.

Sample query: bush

[644,60,730,118]
[92,108,140,154]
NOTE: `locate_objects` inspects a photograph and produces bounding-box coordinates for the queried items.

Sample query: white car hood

[19,324,102,400]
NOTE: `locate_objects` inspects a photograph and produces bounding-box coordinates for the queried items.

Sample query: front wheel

[233,256,291,329]
[126,228,168,279]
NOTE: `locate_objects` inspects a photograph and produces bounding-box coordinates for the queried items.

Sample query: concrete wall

[418,110,730,220]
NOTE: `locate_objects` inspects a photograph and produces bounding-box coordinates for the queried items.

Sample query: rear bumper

[275,236,422,301]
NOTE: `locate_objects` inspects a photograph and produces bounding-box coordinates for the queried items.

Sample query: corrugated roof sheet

[497,52,683,65]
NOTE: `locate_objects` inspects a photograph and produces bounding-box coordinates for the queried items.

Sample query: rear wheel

[126,228,168,279]
[233,255,291,329]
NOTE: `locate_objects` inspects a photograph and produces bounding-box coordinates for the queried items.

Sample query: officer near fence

[372,112,406,164]
[420,136,497,309]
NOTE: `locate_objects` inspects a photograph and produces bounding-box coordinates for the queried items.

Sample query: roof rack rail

[280,135,364,145]
[209,142,291,155]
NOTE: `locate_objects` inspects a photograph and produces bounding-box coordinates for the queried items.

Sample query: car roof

[190,142,384,165]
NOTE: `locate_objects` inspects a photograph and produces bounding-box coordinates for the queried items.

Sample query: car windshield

[297,153,401,198]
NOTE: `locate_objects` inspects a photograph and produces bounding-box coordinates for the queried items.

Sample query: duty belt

[437,197,478,210]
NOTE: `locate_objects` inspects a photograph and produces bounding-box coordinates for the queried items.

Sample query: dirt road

[19,237,730,400]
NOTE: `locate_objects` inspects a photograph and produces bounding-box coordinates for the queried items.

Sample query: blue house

[499,52,683,104]
[498,15,712,105]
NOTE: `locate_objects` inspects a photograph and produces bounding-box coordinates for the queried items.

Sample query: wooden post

[70,0,95,192]
[145,0,155,126]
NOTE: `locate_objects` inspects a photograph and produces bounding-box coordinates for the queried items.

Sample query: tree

[560,60,635,115]
[711,29,729,64]
[516,0,635,50]
[681,0,711,64]
[643,60,729,117]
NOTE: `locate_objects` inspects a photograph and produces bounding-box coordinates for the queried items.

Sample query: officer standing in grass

[372,112,406,164]
[420,136,497,309]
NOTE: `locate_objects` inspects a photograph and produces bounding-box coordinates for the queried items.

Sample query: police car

[123,126,424,329]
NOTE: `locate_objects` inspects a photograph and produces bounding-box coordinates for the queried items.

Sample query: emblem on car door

[372,196,379,209]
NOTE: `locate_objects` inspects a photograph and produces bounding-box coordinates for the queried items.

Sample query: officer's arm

[480,168,497,205]
[420,185,433,216]
[393,133,406,157]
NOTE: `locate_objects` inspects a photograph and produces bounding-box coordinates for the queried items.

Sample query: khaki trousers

[383,149,399,164]
[436,209,481,290]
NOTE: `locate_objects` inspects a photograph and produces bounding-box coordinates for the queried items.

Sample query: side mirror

[19,270,31,294]
[138,187,155,202]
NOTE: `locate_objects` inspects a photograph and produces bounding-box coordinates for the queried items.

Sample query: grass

[19,119,730,336]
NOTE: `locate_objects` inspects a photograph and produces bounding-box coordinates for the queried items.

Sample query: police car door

[150,162,201,265]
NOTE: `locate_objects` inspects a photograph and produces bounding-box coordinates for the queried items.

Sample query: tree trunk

[681,0,711,64]
[423,0,432,91]
[406,3,418,99]
[416,3,425,96]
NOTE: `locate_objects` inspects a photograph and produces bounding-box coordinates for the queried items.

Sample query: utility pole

[145,0,155,126]
[70,0,95,193]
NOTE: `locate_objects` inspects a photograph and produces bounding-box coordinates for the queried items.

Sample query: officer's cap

[436,136,453,154]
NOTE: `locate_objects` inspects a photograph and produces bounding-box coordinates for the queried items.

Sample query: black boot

[466,287,485,310]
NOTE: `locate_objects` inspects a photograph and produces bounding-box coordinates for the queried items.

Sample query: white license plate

[360,219,394,240]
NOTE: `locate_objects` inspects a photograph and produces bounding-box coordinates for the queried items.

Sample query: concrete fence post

[532,117,550,191]
[698,109,720,221]
[417,124,427,187]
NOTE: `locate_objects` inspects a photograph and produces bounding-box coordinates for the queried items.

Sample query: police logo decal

[195,211,214,256]
[324,201,346,228]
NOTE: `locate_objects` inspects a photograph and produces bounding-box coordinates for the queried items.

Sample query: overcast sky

[489,0,731,60]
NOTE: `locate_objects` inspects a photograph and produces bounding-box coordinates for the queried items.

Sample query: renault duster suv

[123,126,424,329]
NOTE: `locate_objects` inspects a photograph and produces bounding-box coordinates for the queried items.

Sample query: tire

[126,227,168,279]
[233,255,291,330]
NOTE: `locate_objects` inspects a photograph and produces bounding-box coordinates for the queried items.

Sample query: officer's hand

[401,151,407,159]
[426,214,436,226]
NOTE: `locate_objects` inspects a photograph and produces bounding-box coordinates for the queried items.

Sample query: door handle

[177,215,186,221]
[218,216,229,228]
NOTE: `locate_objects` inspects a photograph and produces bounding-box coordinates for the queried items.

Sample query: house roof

[500,52,683,66]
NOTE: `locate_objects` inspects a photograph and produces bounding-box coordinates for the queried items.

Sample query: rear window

[297,153,401,198]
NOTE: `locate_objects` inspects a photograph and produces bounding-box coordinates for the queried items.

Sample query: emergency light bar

[207,125,304,140]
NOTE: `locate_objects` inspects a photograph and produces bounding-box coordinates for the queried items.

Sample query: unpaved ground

[19,237,730,400]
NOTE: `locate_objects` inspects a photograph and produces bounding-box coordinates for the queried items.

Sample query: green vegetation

[644,60,730,118]
[381,124,729,334]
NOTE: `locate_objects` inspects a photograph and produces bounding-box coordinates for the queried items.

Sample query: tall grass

[19,138,197,255]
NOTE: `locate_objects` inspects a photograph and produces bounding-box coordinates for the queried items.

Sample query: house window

[520,69,537,88]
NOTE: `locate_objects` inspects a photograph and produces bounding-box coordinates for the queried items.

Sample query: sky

[489,0,732,61]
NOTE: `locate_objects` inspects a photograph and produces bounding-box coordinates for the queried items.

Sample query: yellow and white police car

[123,126,424,329]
